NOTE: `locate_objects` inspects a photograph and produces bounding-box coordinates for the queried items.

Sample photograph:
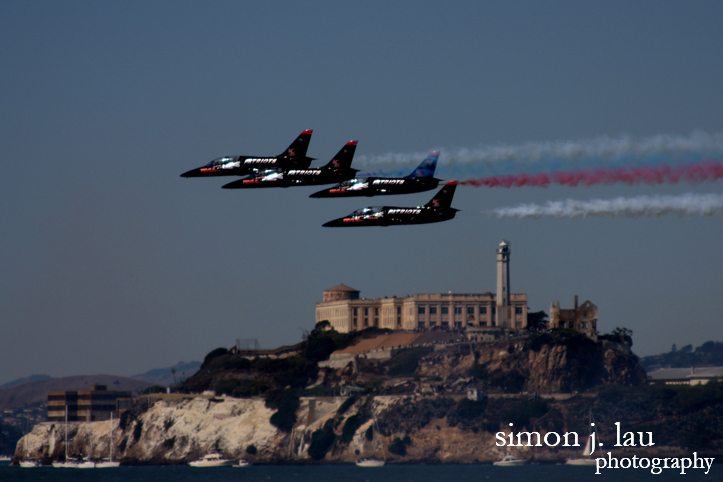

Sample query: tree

[527,311,549,332]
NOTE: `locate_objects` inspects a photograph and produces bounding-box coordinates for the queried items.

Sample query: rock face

[418,334,647,393]
[16,394,512,465]
[14,335,649,465]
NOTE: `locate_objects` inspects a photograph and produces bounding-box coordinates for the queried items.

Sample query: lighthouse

[496,240,511,328]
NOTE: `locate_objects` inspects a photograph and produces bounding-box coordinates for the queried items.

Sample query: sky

[2,1,722,385]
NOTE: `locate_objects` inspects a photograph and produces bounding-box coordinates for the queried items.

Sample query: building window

[397,307,401,315]
[441,306,449,315]
[480,307,487,314]
[429,306,437,315]
[353,317,357,327]
[454,322,462,329]
[397,316,401,326]
[454,307,462,315]
[492,306,496,315]
[418,322,425,329]
[481,321,487,326]
[353,308,358,316]
[441,321,449,328]
[515,307,522,315]
[364,318,368,327]
[430,321,437,327]
[374,308,379,316]
[364,308,368,316]
[418,306,426,314]
[374,318,379,327]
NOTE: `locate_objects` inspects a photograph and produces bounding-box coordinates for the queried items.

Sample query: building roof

[324,284,359,292]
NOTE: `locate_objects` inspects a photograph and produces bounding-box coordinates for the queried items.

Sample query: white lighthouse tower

[496,240,511,328]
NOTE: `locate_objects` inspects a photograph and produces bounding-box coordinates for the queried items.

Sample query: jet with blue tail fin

[322,181,458,227]
[310,151,440,198]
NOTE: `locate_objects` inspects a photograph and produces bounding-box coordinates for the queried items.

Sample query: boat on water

[76,458,96,469]
[188,453,234,467]
[565,410,598,466]
[234,459,251,467]
[356,458,385,467]
[53,406,80,468]
[493,453,526,466]
[96,413,120,468]
[19,459,42,468]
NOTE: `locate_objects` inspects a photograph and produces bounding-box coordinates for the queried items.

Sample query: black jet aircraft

[180,129,314,178]
[310,151,440,198]
[221,140,359,189]
[322,181,459,227]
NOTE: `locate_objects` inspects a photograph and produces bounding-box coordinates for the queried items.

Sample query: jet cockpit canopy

[350,206,384,218]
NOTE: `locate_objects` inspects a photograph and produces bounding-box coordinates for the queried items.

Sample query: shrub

[388,436,411,456]
[340,414,362,444]
[265,389,300,433]
[308,420,336,460]
[202,347,229,368]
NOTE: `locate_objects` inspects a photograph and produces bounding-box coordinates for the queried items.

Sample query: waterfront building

[47,384,132,422]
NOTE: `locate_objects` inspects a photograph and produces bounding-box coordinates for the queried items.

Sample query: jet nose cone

[322,218,346,227]
[180,168,201,177]
[309,190,330,198]
[221,180,241,189]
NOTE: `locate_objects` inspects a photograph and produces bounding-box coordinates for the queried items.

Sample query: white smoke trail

[491,193,723,219]
[354,132,723,168]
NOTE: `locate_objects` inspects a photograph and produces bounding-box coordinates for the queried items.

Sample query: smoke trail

[490,193,723,219]
[461,160,723,188]
[353,132,723,175]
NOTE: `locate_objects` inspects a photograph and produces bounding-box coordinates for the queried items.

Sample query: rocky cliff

[18,334,695,465]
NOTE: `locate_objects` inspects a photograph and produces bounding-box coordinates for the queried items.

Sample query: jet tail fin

[280,129,313,159]
[424,181,457,209]
[406,151,439,178]
[323,140,358,170]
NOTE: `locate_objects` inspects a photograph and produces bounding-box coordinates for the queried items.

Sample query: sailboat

[565,410,598,466]
[52,406,79,468]
[356,417,385,467]
[96,413,120,468]
[76,412,96,468]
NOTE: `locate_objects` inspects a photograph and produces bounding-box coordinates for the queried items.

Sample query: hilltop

[641,341,723,371]
[0,375,151,412]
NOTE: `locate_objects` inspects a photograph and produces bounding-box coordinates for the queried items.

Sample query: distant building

[648,367,723,386]
[47,384,132,422]
[315,241,527,333]
[549,295,598,339]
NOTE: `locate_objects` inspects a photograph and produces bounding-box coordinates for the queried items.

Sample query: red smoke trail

[460,160,723,188]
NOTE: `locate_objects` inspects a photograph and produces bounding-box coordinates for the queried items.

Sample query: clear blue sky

[2,1,722,384]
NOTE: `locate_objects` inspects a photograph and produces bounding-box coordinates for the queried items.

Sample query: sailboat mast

[64,406,68,462]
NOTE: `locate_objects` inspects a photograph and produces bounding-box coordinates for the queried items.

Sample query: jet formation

[180,130,459,226]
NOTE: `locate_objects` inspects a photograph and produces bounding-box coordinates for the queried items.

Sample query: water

[0,462,717,482]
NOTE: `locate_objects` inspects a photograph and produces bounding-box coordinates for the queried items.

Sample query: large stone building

[549,295,598,338]
[315,241,528,333]
[47,384,132,422]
